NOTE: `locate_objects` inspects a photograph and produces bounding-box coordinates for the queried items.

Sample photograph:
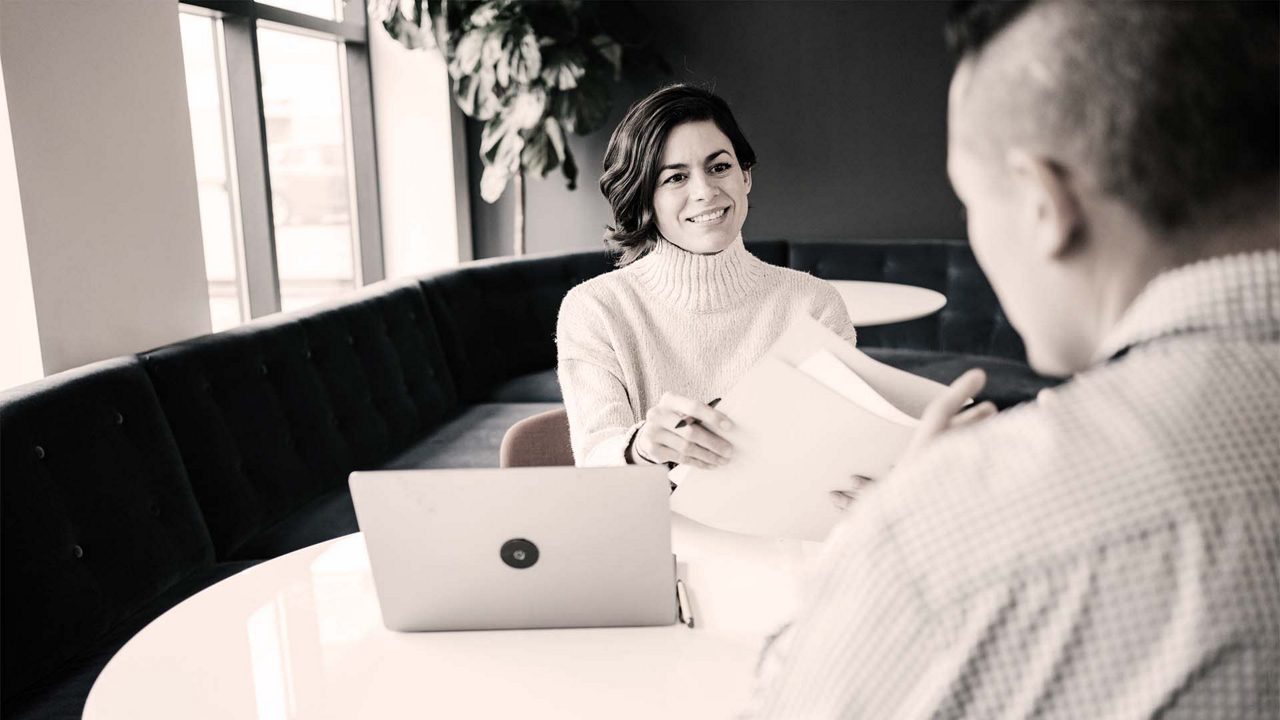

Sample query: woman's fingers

[649,427,730,467]
[677,423,734,459]
[830,491,855,510]
[659,392,734,432]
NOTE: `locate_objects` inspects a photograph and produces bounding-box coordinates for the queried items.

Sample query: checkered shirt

[747,250,1280,718]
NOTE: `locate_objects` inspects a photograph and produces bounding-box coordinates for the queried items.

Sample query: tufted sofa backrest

[139,280,456,560]
[0,357,214,703]
[788,240,1026,360]
[418,250,617,403]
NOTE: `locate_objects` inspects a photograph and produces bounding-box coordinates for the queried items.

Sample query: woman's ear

[1007,150,1082,260]
[743,167,753,195]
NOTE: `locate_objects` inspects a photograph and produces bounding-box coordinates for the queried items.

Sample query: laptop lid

[349,466,677,632]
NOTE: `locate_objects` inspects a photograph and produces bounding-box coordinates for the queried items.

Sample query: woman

[556,84,857,468]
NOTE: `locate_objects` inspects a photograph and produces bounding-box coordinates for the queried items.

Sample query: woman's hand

[830,474,873,510]
[630,392,735,469]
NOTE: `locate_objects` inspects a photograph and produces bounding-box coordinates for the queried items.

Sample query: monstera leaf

[370,0,660,252]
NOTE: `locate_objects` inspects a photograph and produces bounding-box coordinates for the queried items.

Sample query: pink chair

[499,406,575,468]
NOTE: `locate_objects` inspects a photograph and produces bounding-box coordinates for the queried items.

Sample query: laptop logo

[500,538,539,569]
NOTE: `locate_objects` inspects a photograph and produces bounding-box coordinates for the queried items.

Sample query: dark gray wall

[470,0,966,259]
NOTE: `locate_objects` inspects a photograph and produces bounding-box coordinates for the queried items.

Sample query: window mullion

[221,14,282,318]
[345,41,384,286]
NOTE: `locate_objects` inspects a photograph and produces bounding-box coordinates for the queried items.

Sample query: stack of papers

[669,315,948,542]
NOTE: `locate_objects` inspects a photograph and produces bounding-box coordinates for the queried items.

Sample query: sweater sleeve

[812,279,858,346]
[555,288,644,466]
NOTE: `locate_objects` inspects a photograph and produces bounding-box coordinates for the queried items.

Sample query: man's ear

[743,167,752,195]
[1007,150,1082,259]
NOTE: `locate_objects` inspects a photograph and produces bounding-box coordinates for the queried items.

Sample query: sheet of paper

[670,357,915,542]
[796,350,918,428]
[668,314,950,542]
[769,315,944,419]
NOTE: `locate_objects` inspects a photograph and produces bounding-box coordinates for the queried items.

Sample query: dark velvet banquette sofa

[0,239,1055,719]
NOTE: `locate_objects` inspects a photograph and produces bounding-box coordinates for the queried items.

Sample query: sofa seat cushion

[486,369,562,402]
[380,403,564,470]
[227,403,564,560]
[864,348,1060,409]
[2,561,259,720]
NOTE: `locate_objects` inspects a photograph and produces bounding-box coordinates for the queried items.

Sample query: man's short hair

[945,1,1279,234]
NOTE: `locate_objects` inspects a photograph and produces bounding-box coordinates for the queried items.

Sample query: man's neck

[1086,207,1279,364]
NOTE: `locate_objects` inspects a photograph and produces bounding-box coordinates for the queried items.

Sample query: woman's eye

[710,162,732,174]
[661,173,686,186]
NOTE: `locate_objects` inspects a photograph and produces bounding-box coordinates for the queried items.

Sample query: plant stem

[513,166,526,256]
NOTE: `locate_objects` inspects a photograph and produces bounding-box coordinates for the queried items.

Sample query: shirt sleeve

[555,288,643,466]
[744,502,938,718]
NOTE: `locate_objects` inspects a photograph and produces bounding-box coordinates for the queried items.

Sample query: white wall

[0,49,43,391]
[369,24,471,279]
[1,0,210,377]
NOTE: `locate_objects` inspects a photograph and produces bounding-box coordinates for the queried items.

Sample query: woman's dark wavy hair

[599,84,757,266]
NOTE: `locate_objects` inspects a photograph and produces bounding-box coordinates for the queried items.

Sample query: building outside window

[178,0,381,329]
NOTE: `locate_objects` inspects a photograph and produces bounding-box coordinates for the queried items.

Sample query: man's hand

[899,368,997,466]
[630,392,734,469]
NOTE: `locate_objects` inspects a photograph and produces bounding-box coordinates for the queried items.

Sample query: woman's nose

[688,171,719,201]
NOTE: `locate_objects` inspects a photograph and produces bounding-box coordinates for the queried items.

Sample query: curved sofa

[0,239,1055,719]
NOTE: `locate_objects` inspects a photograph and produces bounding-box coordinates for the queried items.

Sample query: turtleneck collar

[627,234,768,313]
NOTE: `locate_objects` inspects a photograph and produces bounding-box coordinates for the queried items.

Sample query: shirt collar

[1094,249,1280,363]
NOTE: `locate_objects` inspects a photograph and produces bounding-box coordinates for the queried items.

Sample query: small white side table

[829,280,947,327]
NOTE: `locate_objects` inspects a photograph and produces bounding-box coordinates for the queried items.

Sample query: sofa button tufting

[72,544,84,559]
[33,445,45,460]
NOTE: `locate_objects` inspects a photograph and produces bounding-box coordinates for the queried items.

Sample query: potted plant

[372,0,657,255]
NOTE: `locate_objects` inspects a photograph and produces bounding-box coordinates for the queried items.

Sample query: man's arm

[745,513,940,718]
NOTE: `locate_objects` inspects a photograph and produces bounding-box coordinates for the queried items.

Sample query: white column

[1,0,211,379]
[0,49,42,391]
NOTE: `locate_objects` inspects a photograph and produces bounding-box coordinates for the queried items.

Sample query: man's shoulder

[862,351,1280,608]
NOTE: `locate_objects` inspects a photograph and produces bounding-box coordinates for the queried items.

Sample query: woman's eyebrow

[659,149,730,173]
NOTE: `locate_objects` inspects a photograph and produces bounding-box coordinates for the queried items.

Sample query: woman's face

[652,120,752,254]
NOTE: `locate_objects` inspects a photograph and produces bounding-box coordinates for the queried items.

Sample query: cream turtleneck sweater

[555,236,857,466]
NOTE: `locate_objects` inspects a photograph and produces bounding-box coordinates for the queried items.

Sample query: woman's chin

[669,228,740,255]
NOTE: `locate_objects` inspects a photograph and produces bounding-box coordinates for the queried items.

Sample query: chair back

[499,406,574,467]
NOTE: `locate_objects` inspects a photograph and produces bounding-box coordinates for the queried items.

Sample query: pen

[674,397,722,429]
[676,578,695,628]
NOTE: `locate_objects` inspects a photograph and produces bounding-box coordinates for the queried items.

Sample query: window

[179,0,381,328]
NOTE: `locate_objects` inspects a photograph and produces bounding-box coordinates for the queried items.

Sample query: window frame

[180,0,383,320]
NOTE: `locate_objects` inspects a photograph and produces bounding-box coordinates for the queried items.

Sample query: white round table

[84,515,820,720]
[830,280,947,327]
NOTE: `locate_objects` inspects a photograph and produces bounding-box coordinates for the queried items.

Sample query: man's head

[945,1,1279,375]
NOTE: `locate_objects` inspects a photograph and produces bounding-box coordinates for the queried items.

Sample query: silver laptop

[349,466,678,632]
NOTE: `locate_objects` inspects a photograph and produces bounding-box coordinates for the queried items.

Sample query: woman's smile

[687,206,730,225]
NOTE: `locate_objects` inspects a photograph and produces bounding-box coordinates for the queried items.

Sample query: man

[748,1,1278,717]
